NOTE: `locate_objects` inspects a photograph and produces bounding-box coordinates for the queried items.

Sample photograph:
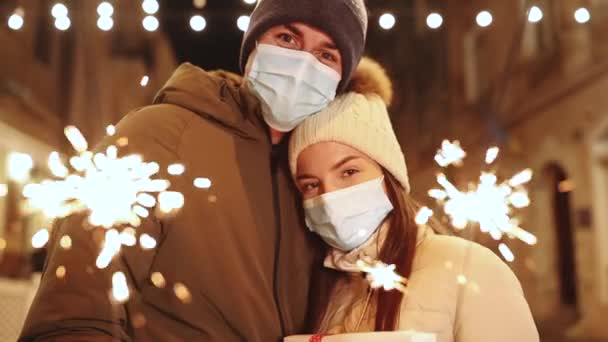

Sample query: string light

[190,15,207,32]
[97,2,114,31]
[193,0,207,9]
[527,6,543,23]
[574,7,590,24]
[237,15,250,32]
[52,3,70,31]
[97,2,114,17]
[54,16,71,31]
[51,3,68,18]
[97,16,113,31]
[379,13,396,30]
[142,0,160,15]
[426,13,443,29]
[476,10,493,28]
[8,5,585,35]
[8,8,25,31]
[142,16,159,32]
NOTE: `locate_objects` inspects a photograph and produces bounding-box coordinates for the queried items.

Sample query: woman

[287,58,539,341]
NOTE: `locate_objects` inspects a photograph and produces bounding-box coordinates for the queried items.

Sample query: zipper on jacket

[270,145,287,336]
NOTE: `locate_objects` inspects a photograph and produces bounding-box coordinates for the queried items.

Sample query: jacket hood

[153,63,265,140]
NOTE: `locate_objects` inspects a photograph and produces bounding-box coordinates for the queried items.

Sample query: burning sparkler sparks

[32,229,50,248]
[415,207,434,225]
[428,144,537,247]
[434,140,466,167]
[23,126,184,229]
[174,283,192,303]
[112,271,130,303]
[60,235,72,249]
[356,260,407,292]
[19,126,192,305]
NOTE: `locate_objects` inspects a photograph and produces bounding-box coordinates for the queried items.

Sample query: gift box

[284,331,436,342]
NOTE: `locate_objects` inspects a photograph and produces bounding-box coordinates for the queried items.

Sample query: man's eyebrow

[284,23,303,38]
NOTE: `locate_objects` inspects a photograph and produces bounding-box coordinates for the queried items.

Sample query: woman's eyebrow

[330,156,362,171]
[296,174,316,181]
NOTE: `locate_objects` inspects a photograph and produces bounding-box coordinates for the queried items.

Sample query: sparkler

[428,144,537,262]
[22,125,189,302]
[23,126,184,228]
[356,260,407,292]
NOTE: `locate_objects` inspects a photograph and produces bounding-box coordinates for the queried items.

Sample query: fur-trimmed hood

[345,57,393,106]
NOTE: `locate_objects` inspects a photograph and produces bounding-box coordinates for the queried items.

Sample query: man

[20,0,368,341]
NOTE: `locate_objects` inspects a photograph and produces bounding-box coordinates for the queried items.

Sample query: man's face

[245,22,343,77]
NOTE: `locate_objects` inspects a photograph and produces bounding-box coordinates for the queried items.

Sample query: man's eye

[321,52,336,62]
[278,33,295,44]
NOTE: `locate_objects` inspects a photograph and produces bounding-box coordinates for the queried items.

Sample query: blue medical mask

[303,177,394,251]
[247,44,342,132]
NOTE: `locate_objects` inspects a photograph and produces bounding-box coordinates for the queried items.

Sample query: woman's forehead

[297,142,376,172]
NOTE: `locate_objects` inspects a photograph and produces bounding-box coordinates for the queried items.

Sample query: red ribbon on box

[309,334,333,342]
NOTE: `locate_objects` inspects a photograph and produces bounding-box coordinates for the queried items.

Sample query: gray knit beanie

[240,0,368,92]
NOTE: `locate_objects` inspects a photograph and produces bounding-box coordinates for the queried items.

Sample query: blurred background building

[1,0,607,340]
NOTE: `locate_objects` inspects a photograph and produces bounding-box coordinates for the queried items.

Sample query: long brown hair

[305,170,421,331]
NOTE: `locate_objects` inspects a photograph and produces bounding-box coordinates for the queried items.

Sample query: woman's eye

[342,169,359,177]
[301,182,319,192]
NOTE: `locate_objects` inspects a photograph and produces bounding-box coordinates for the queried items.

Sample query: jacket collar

[323,223,433,273]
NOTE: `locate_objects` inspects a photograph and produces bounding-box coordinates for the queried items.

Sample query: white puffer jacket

[318,225,540,342]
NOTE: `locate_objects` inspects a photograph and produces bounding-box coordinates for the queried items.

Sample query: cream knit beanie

[289,58,410,193]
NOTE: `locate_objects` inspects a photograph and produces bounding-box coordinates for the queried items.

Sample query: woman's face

[295,142,385,200]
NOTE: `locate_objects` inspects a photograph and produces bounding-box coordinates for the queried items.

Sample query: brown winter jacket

[19,63,318,341]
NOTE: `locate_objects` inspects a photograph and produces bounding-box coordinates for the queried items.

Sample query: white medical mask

[303,177,394,251]
[247,44,342,132]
